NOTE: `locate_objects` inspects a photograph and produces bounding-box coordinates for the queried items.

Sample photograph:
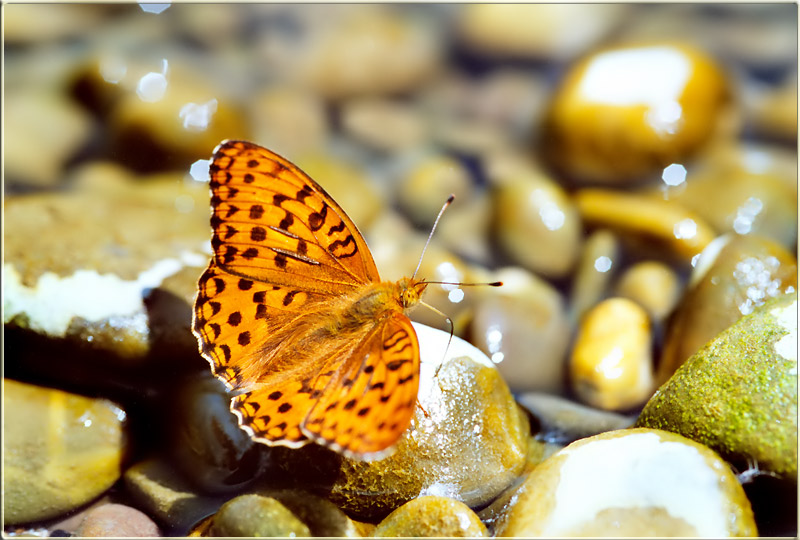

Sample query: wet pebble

[210,494,311,537]
[575,188,716,260]
[74,503,161,537]
[325,323,529,520]
[491,165,582,279]
[471,267,570,393]
[495,428,757,536]
[248,87,330,158]
[542,42,732,184]
[4,89,92,187]
[659,234,797,384]
[169,375,268,495]
[457,5,627,61]
[639,291,797,480]
[570,297,655,411]
[397,154,474,228]
[123,458,226,534]
[653,141,798,250]
[252,489,363,537]
[568,229,620,321]
[341,98,428,152]
[4,379,127,525]
[373,495,488,537]
[298,6,441,100]
[517,392,635,444]
[614,260,682,322]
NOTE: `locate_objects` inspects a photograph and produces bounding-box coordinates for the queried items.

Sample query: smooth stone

[570,298,655,411]
[457,4,627,61]
[744,72,797,142]
[74,503,161,537]
[3,380,126,525]
[638,291,797,480]
[397,154,474,228]
[517,392,636,444]
[248,87,330,158]
[491,165,582,279]
[568,229,620,322]
[575,188,716,260]
[3,173,210,364]
[297,6,441,99]
[373,495,488,537]
[123,458,226,535]
[169,375,269,495]
[435,191,494,266]
[614,260,682,323]
[4,89,92,187]
[470,267,570,393]
[108,60,248,173]
[341,98,428,152]
[210,494,311,537]
[542,42,732,185]
[494,428,758,537]
[4,4,108,42]
[658,234,797,384]
[651,141,798,250]
[252,489,363,537]
[325,323,529,521]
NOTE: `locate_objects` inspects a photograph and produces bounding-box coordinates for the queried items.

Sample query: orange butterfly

[192,140,427,459]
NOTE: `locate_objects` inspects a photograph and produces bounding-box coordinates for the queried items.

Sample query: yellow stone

[615,261,682,321]
[570,298,654,410]
[4,379,126,525]
[575,188,716,259]
[542,42,731,184]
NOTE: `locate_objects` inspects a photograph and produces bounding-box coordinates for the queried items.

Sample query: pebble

[639,291,797,481]
[744,72,797,142]
[652,141,798,250]
[542,42,732,184]
[494,428,758,537]
[74,503,161,537]
[457,4,627,61]
[108,59,248,173]
[123,458,226,535]
[248,87,330,158]
[4,89,92,187]
[325,323,530,521]
[373,495,488,537]
[397,154,475,228]
[4,4,109,43]
[341,97,428,152]
[210,494,311,537]
[569,297,655,411]
[659,234,797,384]
[568,229,620,322]
[252,489,362,537]
[516,392,636,444]
[614,261,682,322]
[575,188,716,260]
[168,375,268,495]
[470,267,570,393]
[491,164,582,278]
[297,6,441,99]
[4,380,127,525]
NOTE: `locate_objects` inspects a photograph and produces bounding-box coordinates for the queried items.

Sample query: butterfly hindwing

[302,313,420,457]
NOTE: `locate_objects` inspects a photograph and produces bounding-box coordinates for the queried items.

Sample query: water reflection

[137,59,169,102]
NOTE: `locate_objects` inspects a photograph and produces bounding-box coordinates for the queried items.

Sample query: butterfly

[192,140,428,460]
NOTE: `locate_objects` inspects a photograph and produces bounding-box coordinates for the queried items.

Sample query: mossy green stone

[637,291,797,479]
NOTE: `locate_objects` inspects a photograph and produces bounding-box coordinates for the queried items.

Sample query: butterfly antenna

[417,300,455,380]
[411,194,455,281]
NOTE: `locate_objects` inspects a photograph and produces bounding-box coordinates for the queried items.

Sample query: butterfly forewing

[208,140,379,290]
[193,140,422,458]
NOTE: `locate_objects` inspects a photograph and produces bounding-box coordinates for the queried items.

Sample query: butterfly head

[398,277,428,310]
